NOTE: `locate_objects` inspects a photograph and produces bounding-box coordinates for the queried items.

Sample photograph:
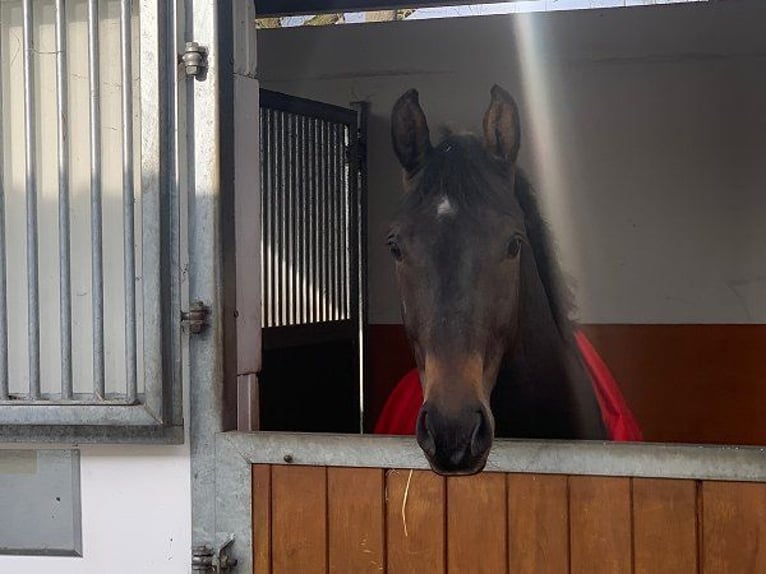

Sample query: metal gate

[0,0,182,441]
[258,89,366,433]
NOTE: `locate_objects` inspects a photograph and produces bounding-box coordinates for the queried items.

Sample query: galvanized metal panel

[0,449,82,556]
[221,432,766,482]
[0,0,182,442]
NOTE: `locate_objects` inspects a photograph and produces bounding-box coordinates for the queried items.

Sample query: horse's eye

[507,236,522,258]
[387,240,403,261]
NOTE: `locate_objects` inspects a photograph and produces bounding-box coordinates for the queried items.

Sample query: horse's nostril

[416,409,437,458]
[470,410,493,458]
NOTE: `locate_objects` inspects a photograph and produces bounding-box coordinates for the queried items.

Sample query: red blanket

[373,331,643,441]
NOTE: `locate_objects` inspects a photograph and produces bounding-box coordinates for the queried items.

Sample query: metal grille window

[0,1,181,442]
[260,90,360,331]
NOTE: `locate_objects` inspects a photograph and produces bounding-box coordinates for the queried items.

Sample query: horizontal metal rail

[221,431,766,483]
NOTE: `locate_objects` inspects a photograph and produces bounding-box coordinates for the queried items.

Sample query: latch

[192,537,237,572]
[181,301,211,335]
[181,41,209,79]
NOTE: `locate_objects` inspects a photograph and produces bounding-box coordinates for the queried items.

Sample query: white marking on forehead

[436,196,457,218]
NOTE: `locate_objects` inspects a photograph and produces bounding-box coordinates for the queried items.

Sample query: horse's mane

[513,170,575,336]
[406,131,575,335]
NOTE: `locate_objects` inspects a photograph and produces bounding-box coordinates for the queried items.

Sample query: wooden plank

[703,481,766,573]
[328,467,385,573]
[633,478,698,574]
[507,473,568,574]
[447,472,507,574]
[386,469,445,574]
[252,465,272,574]
[569,476,632,574]
[271,465,327,574]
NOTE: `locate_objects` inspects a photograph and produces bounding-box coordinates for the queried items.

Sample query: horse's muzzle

[416,402,494,475]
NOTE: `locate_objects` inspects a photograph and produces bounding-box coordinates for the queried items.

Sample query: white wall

[258,0,766,324]
[0,445,192,573]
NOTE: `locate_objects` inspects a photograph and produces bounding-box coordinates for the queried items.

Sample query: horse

[386,85,610,475]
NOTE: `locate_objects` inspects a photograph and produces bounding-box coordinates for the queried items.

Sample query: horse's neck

[491,251,606,440]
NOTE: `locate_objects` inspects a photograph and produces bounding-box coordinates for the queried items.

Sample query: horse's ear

[483,84,521,162]
[391,89,432,176]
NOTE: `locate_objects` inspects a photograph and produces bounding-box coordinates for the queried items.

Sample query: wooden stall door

[253,466,766,574]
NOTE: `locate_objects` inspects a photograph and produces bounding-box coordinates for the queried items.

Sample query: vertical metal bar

[261,109,269,328]
[333,124,342,321]
[259,109,266,328]
[292,114,300,325]
[273,111,280,327]
[318,121,326,322]
[274,111,281,327]
[23,0,41,400]
[278,112,287,327]
[339,123,345,321]
[56,0,73,399]
[0,10,8,401]
[353,101,369,433]
[329,124,338,321]
[341,125,349,320]
[269,110,276,328]
[308,118,316,324]
[300,116,308,325]
[315,119,323,322]
[326,121,332,322]
[316,118,322,322]
[335,125,346,319]
[267,110,275,328]
[286,114,294,326]
[328,122,335,322]
[327,123,335,321]
[88,0,105,399]
[268,110,276,328]
[295,115,304,324]
[121,0,137,403]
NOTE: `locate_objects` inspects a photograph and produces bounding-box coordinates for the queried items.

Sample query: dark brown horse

[388,85,606,475]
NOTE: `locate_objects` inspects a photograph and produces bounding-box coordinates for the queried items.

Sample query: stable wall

[0,445,192,573]
[258,0,766,442]
[259,0,766,325]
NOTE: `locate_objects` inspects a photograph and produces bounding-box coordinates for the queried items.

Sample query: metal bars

[121,0,137,404]
[0,0,182,442]
[88,0,105,400]
[23,0,41,400]
[0,1,145,408]
[0,3,7,401]
[260,92,356,329]
[56,0,72,400]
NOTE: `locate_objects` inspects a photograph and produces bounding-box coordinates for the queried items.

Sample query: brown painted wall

[253,464,766,573]
[367,324,766,445]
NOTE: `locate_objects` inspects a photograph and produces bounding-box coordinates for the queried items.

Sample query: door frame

[188,3,766,572]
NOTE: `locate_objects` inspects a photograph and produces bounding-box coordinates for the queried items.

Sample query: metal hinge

[181,301,211,335]
[192,538,237,573]
[181,41,209,79]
